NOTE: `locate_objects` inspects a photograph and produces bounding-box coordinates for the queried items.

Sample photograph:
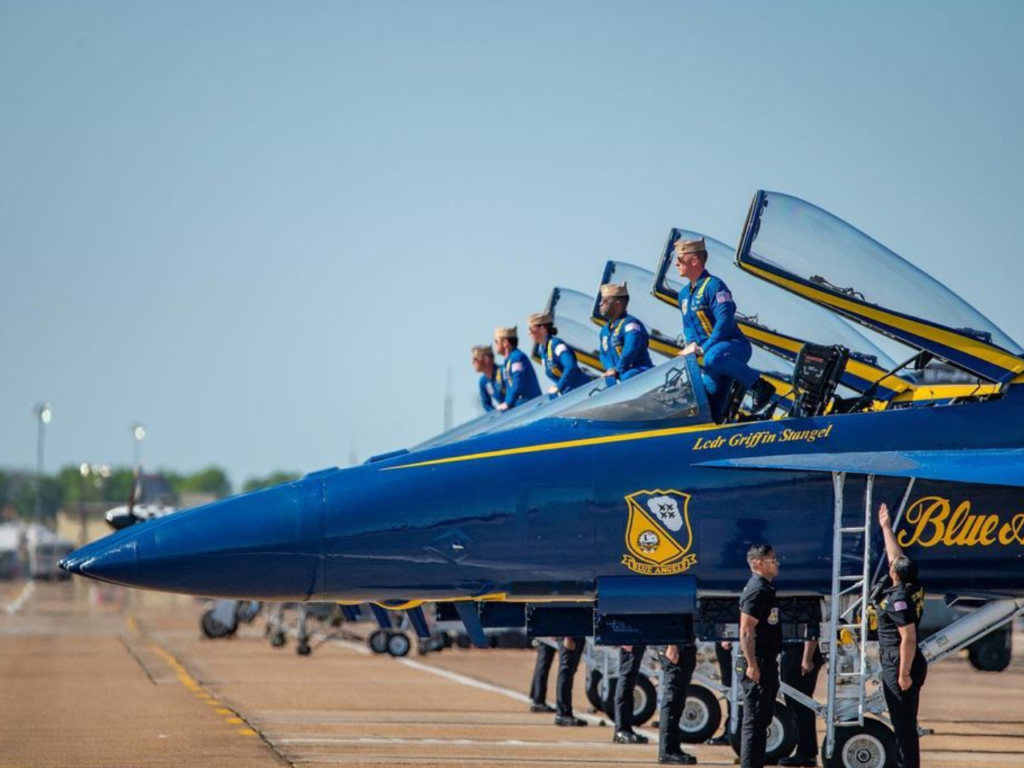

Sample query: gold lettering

[899,496,949,548]
[998,514,1024,545]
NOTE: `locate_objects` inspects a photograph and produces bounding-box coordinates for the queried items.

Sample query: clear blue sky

[2,1,1023,487]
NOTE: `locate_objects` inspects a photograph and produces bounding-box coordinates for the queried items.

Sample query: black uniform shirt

[877,581,925,652]
[739,573,782,658]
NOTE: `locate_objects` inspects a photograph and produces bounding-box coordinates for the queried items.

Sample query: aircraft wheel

[387,632,411,657]
[679,684,722,744]
[631,674,658,726]
[270,632,286,648]
[586,670,609,714]
[822,718,897,768]
[296,643,312,656]
[201,609,232,639]
[730,701,797,764]
[968,628,1012,672]
[368,629,390,654]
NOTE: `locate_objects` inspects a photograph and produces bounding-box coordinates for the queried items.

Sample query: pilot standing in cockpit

[493,326,542,410]
[527,312,591,396]
[471,344,505,412]
[673,237,776,421]
[597,282,654,382]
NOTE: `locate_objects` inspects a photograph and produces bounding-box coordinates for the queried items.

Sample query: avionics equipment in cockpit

[791,343,849,418]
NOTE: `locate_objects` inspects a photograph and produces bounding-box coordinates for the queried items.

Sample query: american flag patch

[893,600,908,611]
[716,291,733,304]
[554,343,568,356]
[625,322,640,332]
[511,362,524,373]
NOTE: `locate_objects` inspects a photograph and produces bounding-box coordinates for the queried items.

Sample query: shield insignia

[621,489,697,576]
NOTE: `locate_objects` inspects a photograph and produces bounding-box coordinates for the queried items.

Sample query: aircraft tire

[387,632,412,657]
[586,670,609,714]
[678,683,722,744]
[368,629,390,654]
[296,643,312,656]
[270,632,286,648]
[631,674,658,726]
[821,718,897,768]
[968,628,1012,672]
[201,609,233,639]
[729,701,797,764]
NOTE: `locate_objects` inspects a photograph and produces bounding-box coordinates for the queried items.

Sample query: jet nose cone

[61,538,139,583]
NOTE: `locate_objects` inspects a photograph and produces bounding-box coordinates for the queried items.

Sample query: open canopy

[652,228,914,400]
[531,287,604,373]
[737,191,1024,384]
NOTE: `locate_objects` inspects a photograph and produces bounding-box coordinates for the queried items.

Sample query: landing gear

[584,670,657,726]
[729,701,798,765]
[201,608,234,639]
[387,632,411,657]
[967,626,1012,672]
[822,719,896,768]
[368,629,412,657]
[679,683,722,744]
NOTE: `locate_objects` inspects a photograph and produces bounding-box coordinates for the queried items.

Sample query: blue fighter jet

[62,191,1024,764]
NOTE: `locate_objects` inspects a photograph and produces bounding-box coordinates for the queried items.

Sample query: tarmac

[2,580,1023,768]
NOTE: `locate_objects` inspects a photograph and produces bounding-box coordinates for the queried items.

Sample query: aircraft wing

[695,448,1024,487]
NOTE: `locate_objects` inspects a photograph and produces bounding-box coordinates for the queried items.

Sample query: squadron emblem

[621,489,698,576]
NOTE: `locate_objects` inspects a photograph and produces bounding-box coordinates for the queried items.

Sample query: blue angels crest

[622,489,698,576]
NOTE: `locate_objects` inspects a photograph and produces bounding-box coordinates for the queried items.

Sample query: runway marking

[395,656,658,739]
[333,638,371,655]
[276,736,642,749]
[3,582,35,615]
[125,614,140,636]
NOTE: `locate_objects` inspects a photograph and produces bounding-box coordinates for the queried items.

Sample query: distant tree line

[0,466,301,522]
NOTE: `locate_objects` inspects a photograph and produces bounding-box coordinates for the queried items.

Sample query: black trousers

[715,641,733,688]
[659,645,698,758]
[780,644,824,758]
[530,642,556,704]
[739,655,780,768]
[614,645,648,732]
[881,648,928,768]
[556,637,585,717]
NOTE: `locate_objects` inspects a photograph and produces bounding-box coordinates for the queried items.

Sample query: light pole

[32,402,52,526]
[78,463,110,545]
[132,423,146,468]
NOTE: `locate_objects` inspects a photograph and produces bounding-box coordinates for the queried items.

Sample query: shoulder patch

[892,600,908,611]
[511,361,524,373]
[554,343,568,356]
[716,291,733,304]
[624,322,641,333]
[680,299,688,313]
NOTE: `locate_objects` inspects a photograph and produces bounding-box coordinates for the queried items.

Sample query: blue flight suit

[681,270,760,418]
[503,348,542,408]
[478,367,505,412]
[599,314,654,381]
[542,337,591,394]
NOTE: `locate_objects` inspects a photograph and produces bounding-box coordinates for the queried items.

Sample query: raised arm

[878,502,905,565]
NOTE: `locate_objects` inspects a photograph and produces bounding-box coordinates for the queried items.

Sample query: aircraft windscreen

[742,192,1023,355]
[558,357,700,424]
[659,230,907,368]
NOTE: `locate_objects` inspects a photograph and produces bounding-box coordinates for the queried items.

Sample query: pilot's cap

[471,344,493,359]
[674,237,707,257]
[527,312,554,327]
[600,282,629,299]
[494,325,518,340]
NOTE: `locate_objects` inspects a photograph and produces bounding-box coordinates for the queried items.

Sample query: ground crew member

[779,637,824,767]
[738,543,783,768]
[528,639,556,713]
[597,282,654,382]
[472,344,505,412]
[658,634,699,765]
[493,326,541,410]
[613,644,649,744]
[877,502,927,768]
[527,312,591,395]
[554,636,588,727]
[674,237,776,421]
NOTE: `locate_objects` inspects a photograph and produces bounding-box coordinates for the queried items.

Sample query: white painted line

[276,735,643,749]
[4,582,35,615]
[397,656,658,739]
[333,638,371,656]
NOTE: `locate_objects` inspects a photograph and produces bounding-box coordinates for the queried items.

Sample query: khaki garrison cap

[471,344,493,359]
[599,282,629,299]
[527,312,554,327]
[674,237,707,256]
[494,326,518,340]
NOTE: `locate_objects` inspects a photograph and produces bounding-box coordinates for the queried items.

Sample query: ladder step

[839,576,863,582]
[840,526,866,533]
